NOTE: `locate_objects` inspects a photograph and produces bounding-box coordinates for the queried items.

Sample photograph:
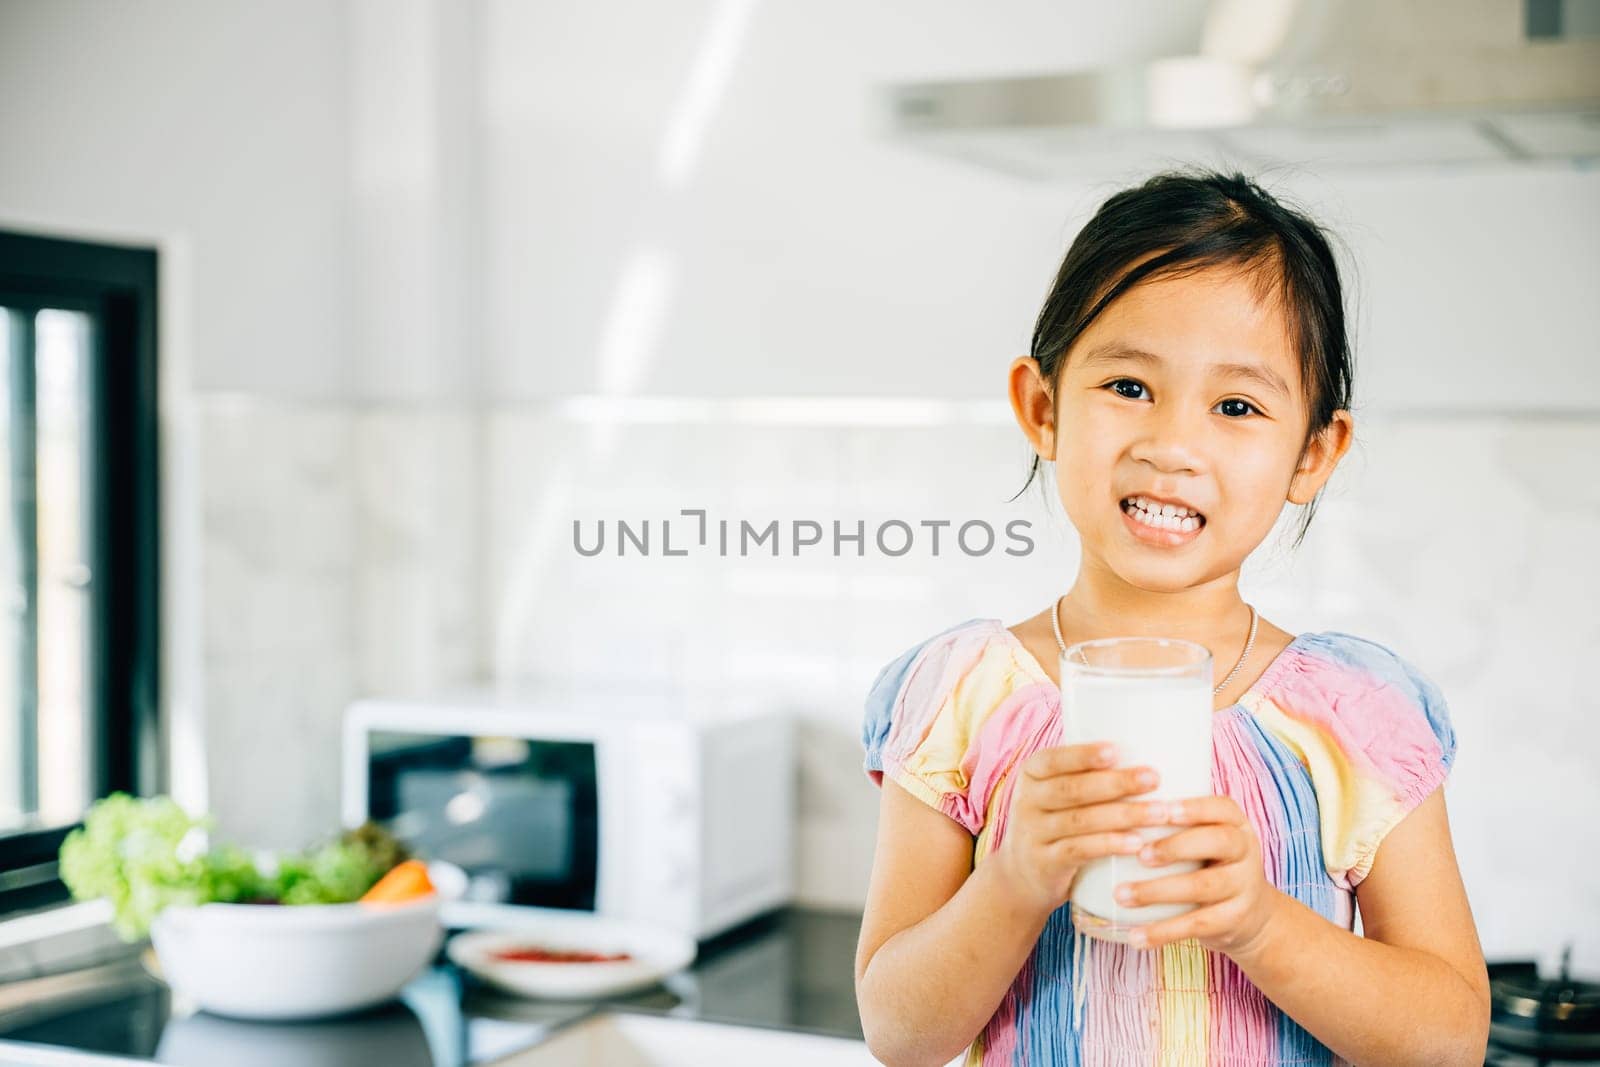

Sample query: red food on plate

[490,945,634,964]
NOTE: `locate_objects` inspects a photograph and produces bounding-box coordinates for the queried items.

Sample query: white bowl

[149,891,444,1021]
[447,917,696,1001]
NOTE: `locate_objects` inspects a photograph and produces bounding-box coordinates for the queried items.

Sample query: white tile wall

[197,401,356,852]
[195,402,481,851]
[352,409,483,692]
[194,400,1600,971]
[481,404,1600,966]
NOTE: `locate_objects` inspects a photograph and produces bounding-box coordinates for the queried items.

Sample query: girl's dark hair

[1014,169,1353,551]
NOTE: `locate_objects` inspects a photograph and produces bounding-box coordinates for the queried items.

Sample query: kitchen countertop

[4,908,1577,1066]
[0,906,866,1065]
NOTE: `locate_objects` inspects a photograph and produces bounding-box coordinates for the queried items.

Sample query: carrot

[359,859,435,903]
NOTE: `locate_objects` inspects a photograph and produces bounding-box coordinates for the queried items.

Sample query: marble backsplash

[188,396,1600,969]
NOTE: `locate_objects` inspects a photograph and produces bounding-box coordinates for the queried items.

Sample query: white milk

[1061,671,1213,940]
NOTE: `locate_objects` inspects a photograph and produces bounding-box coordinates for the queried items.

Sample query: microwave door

[367,732,599,910]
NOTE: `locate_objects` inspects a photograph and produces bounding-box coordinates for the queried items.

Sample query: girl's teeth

[1123,499,1203,533]
[1125,495,1200,519]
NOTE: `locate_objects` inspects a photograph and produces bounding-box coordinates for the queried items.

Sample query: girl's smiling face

[1011,263,1352,593]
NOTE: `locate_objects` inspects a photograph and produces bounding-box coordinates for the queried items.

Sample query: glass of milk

[1060,636,1212,944]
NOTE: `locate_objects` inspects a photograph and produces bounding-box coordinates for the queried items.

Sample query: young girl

[854,171,1489,1066]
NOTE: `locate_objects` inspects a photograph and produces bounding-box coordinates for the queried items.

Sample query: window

[0,231,159,918]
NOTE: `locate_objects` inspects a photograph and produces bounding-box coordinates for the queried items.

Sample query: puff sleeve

[861,618,1057,837]
[1251,631,1457,889]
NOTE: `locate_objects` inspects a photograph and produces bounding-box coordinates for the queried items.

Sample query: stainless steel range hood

[879,0,1600,176]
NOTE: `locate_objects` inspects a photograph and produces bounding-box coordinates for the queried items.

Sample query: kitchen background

[2,0,1597,976]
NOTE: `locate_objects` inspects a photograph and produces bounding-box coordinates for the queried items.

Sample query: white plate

[446,917,696,1001]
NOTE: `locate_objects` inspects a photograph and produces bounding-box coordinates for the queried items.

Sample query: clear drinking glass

[1060,636,1213,943]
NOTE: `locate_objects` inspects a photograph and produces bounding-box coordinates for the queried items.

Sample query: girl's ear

[1288,410,1354,504]
[1008,355,1056,461]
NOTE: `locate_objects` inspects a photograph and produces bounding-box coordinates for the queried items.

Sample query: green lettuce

[58,793,411,941]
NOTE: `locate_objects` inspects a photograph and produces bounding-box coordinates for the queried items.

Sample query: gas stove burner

[1489,946,1600,1061]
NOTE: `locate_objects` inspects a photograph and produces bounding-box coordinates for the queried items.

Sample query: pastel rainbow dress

[860,618,1456,1066]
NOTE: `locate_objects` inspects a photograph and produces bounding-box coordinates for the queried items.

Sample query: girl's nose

[1128,406,1205,475]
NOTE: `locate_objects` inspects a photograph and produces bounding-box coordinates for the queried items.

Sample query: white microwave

[341,690,795,943]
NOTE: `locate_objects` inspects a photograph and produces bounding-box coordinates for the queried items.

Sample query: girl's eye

[1106,379,1147,400]
[1102,380,1260,418]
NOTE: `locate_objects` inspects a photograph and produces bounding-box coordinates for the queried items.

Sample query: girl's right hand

[991,741,1165,915]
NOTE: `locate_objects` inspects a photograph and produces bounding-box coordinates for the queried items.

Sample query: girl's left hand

[1115,794,1282,957]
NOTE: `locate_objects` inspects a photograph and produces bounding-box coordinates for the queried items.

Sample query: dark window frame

[0,230,160,917]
